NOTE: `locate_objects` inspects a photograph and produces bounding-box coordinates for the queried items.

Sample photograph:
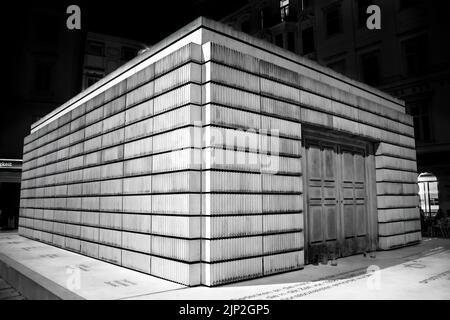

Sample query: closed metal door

[305,137,370,262]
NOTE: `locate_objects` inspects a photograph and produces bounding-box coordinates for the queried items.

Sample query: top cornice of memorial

[31,16,404,134]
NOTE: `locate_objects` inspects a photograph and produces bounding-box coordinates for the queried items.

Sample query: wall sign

[0,159,22,170]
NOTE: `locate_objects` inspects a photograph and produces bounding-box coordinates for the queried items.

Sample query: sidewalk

[0,232,183,300]
[1,231,449,300]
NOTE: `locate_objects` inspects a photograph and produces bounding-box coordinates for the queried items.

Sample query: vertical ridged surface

[18,43,203,286]
[19,30,417,287]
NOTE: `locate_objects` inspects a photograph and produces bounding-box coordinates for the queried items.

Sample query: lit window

[280,0,290,21]
[418,173,439,218]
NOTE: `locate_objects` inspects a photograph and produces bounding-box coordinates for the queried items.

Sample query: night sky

[0,0,249,158]
[2,0,248,44]
[80,0,249,43]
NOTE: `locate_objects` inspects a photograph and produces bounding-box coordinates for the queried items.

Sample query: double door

[304,135,373,263]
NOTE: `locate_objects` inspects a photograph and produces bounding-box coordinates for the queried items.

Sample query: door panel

[355,153,365,182]
[308,145,322,180]
[305,142,340,262]
[342,151,354,182]
[343,204,355,238]
[310,206,323,242]
[340,147,369,257]
[323,147,335,180]
[325,206,337,240]
[356,204,367,235]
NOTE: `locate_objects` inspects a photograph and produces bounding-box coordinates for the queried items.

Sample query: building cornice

[31,16,405,134]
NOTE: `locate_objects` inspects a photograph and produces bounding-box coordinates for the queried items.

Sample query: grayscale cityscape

[0,0,449,307]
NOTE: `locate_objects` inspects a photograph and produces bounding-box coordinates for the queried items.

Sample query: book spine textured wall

[18,30,419,286]
[201,42,304,286]
[19,42,203,286]
[375,143,421,249]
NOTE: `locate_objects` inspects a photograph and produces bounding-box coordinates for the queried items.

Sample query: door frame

[302,126,378,264]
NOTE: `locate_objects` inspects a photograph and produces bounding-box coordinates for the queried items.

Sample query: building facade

[18,17,420,286]
[222,0,450,219]
[82,32,146,90]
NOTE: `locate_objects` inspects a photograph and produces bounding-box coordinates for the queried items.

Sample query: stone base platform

[0,232,184,300]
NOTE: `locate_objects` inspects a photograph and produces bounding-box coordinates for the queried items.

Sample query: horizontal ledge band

[378,229,422,237]
[20,170,303,190]
[17,228,304,265]
[20,191,304,199]
[19,209,304,217]
[378,218,421,224]
[18,219,303,240]
[377,206,418,210]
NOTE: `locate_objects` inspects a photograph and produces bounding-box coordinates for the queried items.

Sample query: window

[31,115,44,123]
[259,9,264,29]
[86,76,101,87]
[280,0,290,22]
[361,51,380,86]
[275,34,283,48]
[241,19,251,33]
[287,32,296,52]
[302,27,315,54]
[35,15,59,44]
[87,41,105,56]
[300,0,311,10]
[121,47,137,61]
[34,60,54,92]
[407,98,432,142]
[328,59,346,75]
[418,173,439,218]
[84,71,105,89]
[356,0,374,27]
[325,4,342,36]
[260,7,269,29]
[402,35,428,76]
[400,0,423,10]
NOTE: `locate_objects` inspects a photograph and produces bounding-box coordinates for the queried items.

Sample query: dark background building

[221,0,450,219]
[1,0,248,159]
[0,0,246,229]
[1,0,449,229]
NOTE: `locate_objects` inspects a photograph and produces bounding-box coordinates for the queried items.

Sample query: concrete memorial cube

[18,17,419,286]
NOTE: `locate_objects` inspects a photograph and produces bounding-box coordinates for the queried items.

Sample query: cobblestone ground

[0,277,25,300]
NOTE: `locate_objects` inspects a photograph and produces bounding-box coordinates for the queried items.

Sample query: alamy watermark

[66,5,81,30]
[186,121,281,174]
[66,265,82,291]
